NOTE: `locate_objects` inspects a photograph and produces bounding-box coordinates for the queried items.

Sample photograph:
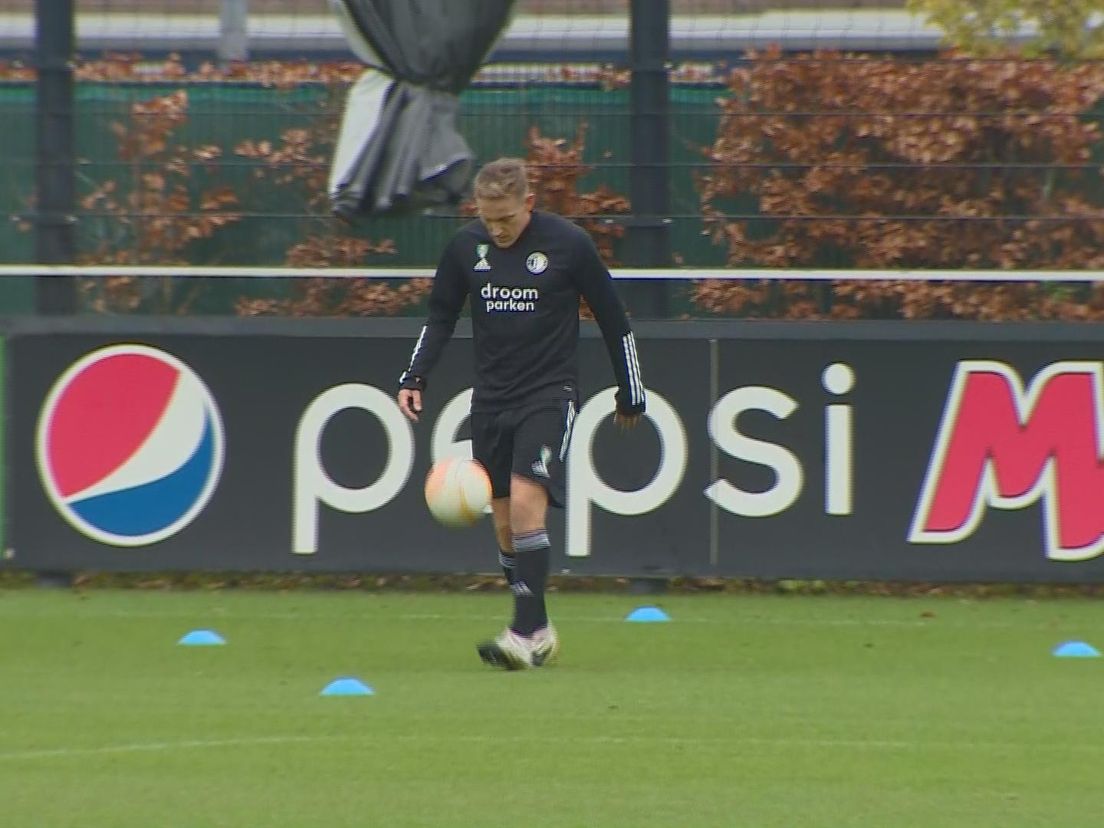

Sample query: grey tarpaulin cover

[328,0,516,218]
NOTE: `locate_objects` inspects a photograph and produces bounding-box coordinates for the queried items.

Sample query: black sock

[510,530,550,637]
[499,550,516,585]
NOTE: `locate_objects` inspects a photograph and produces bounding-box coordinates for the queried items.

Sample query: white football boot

[529,625,560,667]
[477,628,535,670]
[477,625,560,670]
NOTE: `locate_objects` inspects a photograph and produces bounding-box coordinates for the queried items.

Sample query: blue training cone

[1052,640,1101,658]
[320,677,375,696]
[626,605,670,623]
[178,629,226,646]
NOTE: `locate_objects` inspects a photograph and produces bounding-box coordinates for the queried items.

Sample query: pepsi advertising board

[9,319,1104,582]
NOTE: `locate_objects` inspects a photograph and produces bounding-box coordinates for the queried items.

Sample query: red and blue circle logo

[36,345,225,546]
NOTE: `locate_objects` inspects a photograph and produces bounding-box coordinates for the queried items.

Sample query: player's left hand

[614,387,645,430]
[614,412,641,430]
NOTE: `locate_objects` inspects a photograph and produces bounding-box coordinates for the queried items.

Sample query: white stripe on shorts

[559,399,576,462]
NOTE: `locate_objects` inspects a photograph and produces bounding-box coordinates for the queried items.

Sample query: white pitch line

[395,733,1104,754]
[0,735,327,762]
[2,732,1100,763]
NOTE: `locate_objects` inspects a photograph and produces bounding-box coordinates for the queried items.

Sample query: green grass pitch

[1,589,1102,827]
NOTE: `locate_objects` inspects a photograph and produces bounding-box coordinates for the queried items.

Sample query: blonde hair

[473,157,530,200]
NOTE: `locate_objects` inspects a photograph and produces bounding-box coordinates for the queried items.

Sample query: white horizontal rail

[0,11,949,53]
[2,266,1104,282]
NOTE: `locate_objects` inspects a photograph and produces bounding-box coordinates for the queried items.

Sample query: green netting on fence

[1,83,726,270]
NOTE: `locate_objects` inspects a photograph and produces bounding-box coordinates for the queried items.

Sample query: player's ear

[524,191,536,211]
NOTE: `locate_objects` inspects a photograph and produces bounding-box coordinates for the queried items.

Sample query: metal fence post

[219,0,250,63]
[625,0,672,319]
[34,0,77,314]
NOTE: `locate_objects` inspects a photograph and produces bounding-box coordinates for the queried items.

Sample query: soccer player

[397,157,646,670]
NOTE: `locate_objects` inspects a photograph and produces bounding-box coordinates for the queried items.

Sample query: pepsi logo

[36,345,225,546]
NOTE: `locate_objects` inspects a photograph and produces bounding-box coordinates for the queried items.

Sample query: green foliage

[909,0,1104,58]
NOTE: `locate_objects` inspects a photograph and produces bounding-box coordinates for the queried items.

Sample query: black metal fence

[4,1,1104,321]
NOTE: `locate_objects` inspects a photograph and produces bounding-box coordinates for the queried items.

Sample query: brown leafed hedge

[695,47,1104,320]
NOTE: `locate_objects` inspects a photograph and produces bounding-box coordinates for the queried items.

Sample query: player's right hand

[398,388,422,423]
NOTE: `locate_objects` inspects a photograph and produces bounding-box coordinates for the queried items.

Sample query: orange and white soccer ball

[424,457,492,528]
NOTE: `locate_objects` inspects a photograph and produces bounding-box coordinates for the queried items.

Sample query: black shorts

[470,400,577,507]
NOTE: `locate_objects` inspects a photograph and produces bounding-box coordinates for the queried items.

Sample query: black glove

[615,387,646,417]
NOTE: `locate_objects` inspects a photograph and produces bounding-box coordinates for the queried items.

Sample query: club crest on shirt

[526,252,549,275]
[474,243,491,272]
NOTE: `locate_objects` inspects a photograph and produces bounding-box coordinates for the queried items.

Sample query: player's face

[476,192,535,248]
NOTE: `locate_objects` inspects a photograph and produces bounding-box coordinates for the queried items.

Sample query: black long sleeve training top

[399,210,645,415]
